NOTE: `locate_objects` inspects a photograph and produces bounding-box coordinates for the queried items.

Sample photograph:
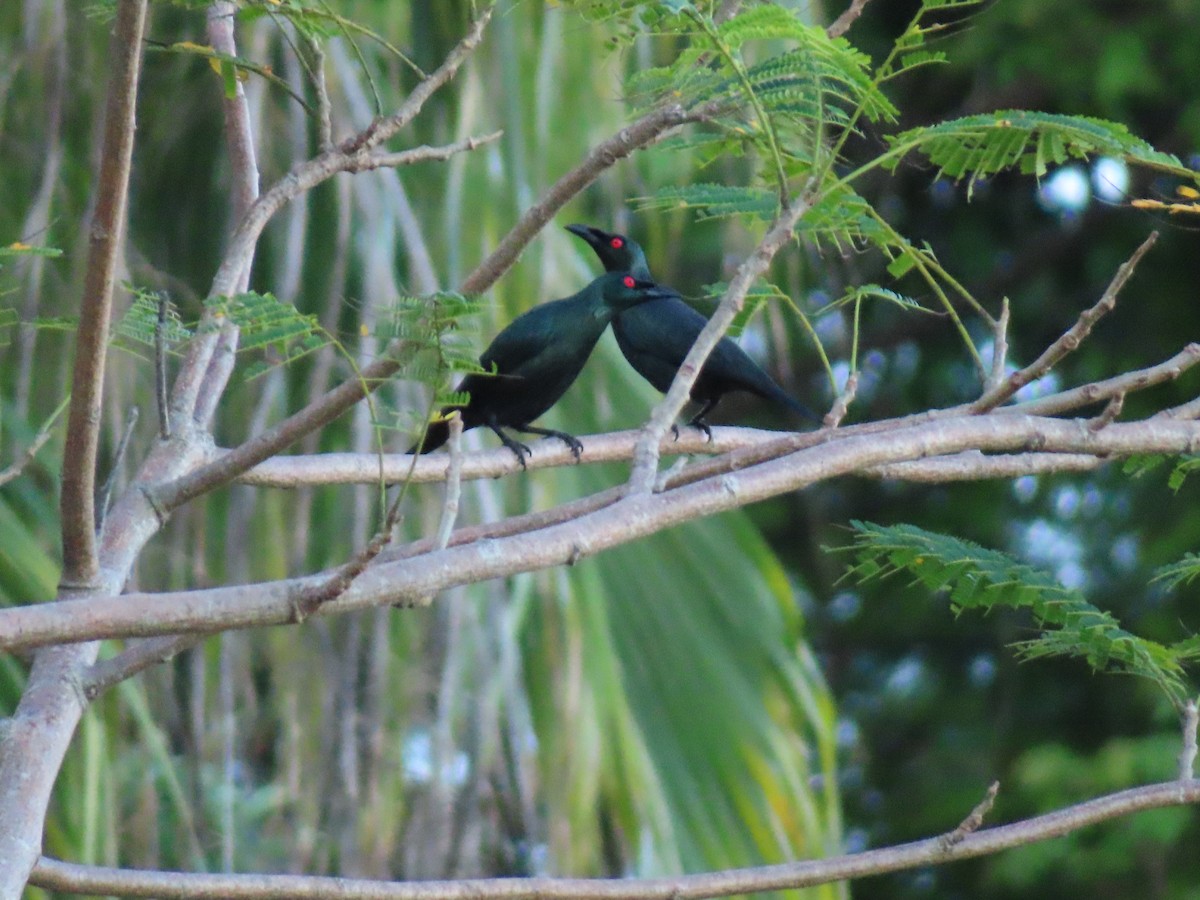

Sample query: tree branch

[168,5,496,424]
[365,132,502,169]
[827,0,874,38]
[0,398,67,488]
[28,780,1200,898]
[59,0,149,587]
[628,197,814,492]
[971,232,1158,413]
[459,101,702,295]
[1009,344,1200,416]
[7,415,1200,650]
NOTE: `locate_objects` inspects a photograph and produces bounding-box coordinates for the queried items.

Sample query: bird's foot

[688,418,713,442]
[670,423,680,441]
[551,431,584,460]
[498,436,532,470]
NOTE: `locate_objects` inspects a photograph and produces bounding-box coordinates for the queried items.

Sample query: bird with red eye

[566,223,818,438]
[410,272,679,468]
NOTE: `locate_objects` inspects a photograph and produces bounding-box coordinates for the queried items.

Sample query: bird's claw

[670,424,680,442]
[691,421,713,442]
[505,441,532,470]
[556,434,585,460]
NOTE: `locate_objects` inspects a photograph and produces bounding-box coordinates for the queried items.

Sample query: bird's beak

[645,285,681,302]
[565,223,605,249]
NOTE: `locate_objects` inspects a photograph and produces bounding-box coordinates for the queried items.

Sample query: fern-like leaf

[838,521,1193,703]
[634,183,778,220]
[887,110,1189,198]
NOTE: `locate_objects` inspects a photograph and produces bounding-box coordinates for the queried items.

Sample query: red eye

[623,275,636,288]
[611,237,624,248]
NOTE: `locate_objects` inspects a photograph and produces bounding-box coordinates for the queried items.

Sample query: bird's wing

[478,306,557,377]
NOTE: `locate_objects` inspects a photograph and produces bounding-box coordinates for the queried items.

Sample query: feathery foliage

[838,521,1197,706]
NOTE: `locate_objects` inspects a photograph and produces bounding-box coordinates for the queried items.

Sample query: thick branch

[59,0,148,587]
[7,415,1200,650]
[233,427,760,486]
[29,780,1200,898]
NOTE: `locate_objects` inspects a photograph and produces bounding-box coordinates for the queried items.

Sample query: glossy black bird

[410,271,680,465]
[567,223,817,436]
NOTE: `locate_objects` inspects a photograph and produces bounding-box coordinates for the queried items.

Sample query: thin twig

[986,297,1010,392]
[1180,698,1198,781]
[96,407,140,536]
[1087,393,1124,432]
[971,232,1158,413]
[59,0,149,588]
[411,415,464,607]
[827,0,875,38]
[155,294,171,439]
[433,415,465,551]
[1012,344,1200,417]
[459,99,705,295]
[0,397,68,487]
[29,780,1200,898]
[824,372,859,429]
[302,31,333,151]
[362,133,502,170]
[83,634,210,700]
[938,781,1000,850]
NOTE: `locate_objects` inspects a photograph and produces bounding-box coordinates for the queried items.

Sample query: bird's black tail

[759,379,821,425]
[408,418,451,455]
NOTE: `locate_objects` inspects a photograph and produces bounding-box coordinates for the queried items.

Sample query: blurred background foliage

[1,0,1199,898]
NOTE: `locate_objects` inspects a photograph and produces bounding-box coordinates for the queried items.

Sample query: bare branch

[986,298,1010,392]
[629,197,814,492]
[1087,392,1124,432]
[827,0,874,38]
[59,0,149,587]
[234,427,758,486]
[459,100,702,295]
[155,294,171,439]
[824,372,859,429]
[971,232,1158,413]
[1181,698,1198,781]
[1011,344,1200,416]
[412,414,465,606]
[0,399,67,487]
[8,415,1200,650]
[939,782,1000,850]
[169,6,495,423]
[29,780,1200,898]
[868,451,1102,482]
[365,132,502,170]
[83,634,210,700]
[95,406,139,535]
[1155,394,1200,421]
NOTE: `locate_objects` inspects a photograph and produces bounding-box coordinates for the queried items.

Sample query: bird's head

[566,223,651,279]
[597,271,680,311]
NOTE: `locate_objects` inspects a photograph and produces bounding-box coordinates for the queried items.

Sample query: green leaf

[836,521,1194,704]
[887,110,1190,197]
[633,183,778,220]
